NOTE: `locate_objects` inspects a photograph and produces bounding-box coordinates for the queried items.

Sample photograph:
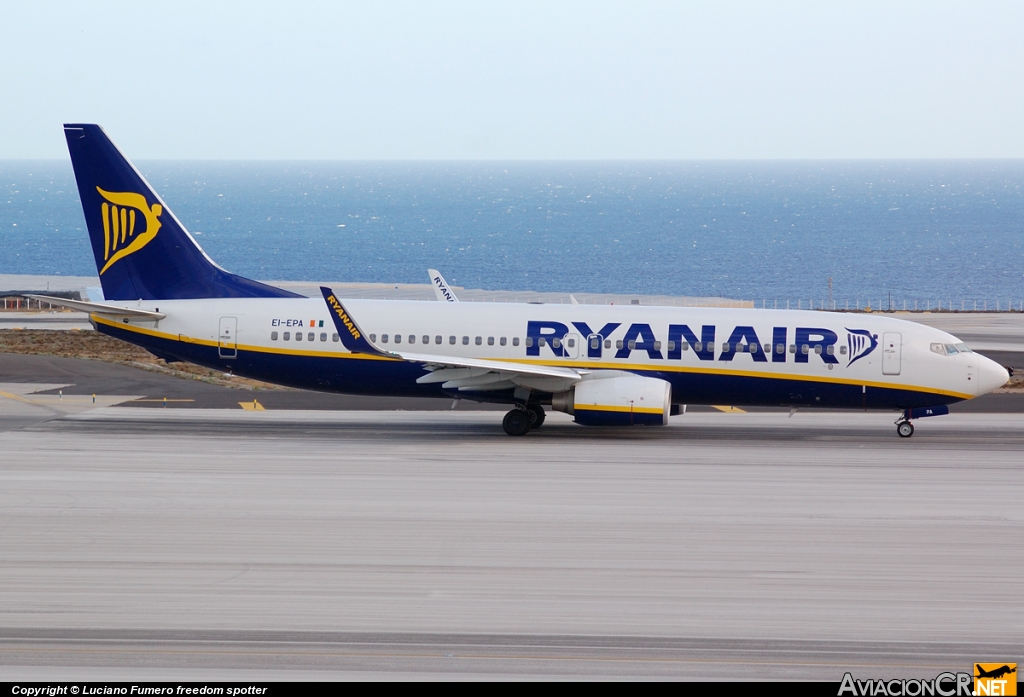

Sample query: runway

[1,404,1021,679]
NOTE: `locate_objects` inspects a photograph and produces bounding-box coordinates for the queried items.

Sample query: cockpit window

[932,342,968,356]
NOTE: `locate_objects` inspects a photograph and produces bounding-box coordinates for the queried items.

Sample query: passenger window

[395,335,402,344]
[616,340,623,349]
[722,342,729,352]
[474,336,481,345]
[462,336,469,345]
[538,337,546,347]
[789,344,796,353]
[839,345,846,354]
[627,340,635,350]
[487,337,494,346]
[423,335,429,345]
[381,334,389,343]
[776,344,784,354]
[605,339,612,349]
[409,335,415,344]
[271,331,278,341]
[551,338,560,348]
[763,344,770,353]
[653,341,661,350]
[591,338,600,349]
[694,342,702,352]
[513,337,520,346]
[283,332,290,341]
[320,333,327,342]
[500,337,507,346]
[524,337,533,347]
[567,338,574,348]
[296,332,303,342]
[801,344,809,354]
[826,345,834,355]
[449,336,456,345]
[435,335,442,344]
[332,333,339,342]
[369,334,376,342]
[814,345,822,354]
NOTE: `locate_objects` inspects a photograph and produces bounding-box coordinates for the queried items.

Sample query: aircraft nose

[976,354,1010,396]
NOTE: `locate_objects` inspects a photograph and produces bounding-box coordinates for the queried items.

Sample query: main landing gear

[527,404,545,429]
[502,405,545,436]
[503,408,531,436]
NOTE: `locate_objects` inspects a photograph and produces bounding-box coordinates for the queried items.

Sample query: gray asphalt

[0,353,503,411]
[3,352,1023,413]
[1,405,1021,680]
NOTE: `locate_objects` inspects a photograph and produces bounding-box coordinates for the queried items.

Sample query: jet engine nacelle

[552,375,672,426]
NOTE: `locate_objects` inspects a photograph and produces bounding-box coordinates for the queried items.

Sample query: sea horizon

[3,159,1023,306]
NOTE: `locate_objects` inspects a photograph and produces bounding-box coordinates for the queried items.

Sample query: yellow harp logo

[97,187,162,274]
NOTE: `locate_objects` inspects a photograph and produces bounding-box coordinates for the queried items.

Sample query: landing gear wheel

[527,404,545,429]
[503,409,532,436]
[897,421,915,438]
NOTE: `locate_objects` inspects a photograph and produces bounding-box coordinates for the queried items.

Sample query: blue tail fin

[63,124,300,300]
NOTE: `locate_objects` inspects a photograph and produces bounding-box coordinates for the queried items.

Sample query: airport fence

[755,299,1024,312]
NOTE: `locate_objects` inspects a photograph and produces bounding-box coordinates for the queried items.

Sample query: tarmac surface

[1,352,1023,413]
[1,380,1022,679]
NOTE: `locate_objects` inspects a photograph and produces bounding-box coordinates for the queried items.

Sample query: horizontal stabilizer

[27,295,166,319]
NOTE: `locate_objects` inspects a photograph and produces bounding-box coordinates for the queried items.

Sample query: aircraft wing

[321,286,580,392]
[26,294,166,319]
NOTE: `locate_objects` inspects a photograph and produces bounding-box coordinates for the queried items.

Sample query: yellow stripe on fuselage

[92,315,398,361]
[574,404,665,414]
[92,315,974,400]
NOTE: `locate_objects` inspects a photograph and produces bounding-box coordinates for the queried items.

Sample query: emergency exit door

[882,332,901,375]
[219,317,237,359]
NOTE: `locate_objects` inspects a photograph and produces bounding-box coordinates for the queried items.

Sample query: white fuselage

[91,297,1010,407]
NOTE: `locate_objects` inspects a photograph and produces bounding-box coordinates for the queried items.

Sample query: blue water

[2,160,1023,304]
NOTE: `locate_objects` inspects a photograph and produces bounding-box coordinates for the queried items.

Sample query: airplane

[36,124,1010,437]
[976,665,1016,680]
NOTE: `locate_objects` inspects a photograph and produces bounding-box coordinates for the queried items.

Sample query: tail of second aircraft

[63,124,300,301]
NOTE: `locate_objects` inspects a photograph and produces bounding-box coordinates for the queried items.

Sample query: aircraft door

[587,333,603,359]
[881,332,901,375]
[219,316,238,359]
[562,333,581,359]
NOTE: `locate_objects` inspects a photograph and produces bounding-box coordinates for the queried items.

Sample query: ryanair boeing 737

[37,124,1010,436]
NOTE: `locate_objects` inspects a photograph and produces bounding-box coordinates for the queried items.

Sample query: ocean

[2,160,1023,307]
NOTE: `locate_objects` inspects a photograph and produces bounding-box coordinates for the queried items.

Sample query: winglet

[428,269,459,302]
[320,287,389,356]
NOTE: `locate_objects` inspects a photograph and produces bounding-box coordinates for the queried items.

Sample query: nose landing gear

[895,408,915,438]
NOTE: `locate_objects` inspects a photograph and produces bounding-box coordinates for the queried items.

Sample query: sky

[2,1,1024,160]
